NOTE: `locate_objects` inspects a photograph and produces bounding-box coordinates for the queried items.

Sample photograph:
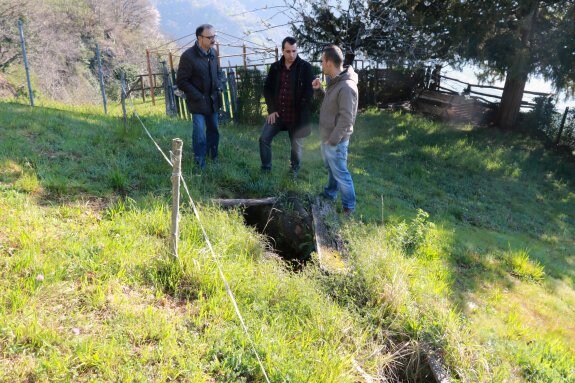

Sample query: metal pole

[146,49,156,105]
[242,44,247,68]
[170,138,183,258]
[169,51,182,118]
[161,61,176,116]
[17,19,34,107]
[96,44,107,114]
[120,71,127,131]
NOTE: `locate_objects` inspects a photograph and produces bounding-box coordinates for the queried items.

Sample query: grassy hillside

[1,99,574,382]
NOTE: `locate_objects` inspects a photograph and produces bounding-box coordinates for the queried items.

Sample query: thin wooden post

[146,49,156,105]
[120,71,127,131]
[140,76,145,102]
[555,106,569,145]
[17,19,34,107]
[275,47,278,62]
[96,44,107,114]
[242,44,247,68]
[170,138,183,258]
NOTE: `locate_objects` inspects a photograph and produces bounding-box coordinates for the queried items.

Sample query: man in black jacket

[259,37,314,176]
[176,24,222,169]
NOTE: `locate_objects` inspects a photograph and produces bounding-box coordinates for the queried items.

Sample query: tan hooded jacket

[315,66,359,146]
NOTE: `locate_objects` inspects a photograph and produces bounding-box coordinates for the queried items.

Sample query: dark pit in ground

[242,194,315,266]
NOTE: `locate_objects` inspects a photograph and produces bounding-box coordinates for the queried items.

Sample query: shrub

[234,68,265,125]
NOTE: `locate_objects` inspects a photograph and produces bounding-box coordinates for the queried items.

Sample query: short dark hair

[196,24,214,38]
[323,45,343,67]
[281,37,297,50]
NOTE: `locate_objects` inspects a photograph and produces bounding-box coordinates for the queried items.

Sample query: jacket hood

[328,66,358,87]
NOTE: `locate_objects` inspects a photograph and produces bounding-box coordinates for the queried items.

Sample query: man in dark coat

[176,24,222,169]
[259,36,314,176]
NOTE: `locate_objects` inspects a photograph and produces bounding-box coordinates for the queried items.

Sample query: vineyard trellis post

[170,138,183,258]
[227,68,238,116]
[96,44,107,114]
[242,44,247,68]
[120,70,127,131]
[168,51,182,117]
[161,61,176,116]
[17,19,34,107]
[146,49,156,105]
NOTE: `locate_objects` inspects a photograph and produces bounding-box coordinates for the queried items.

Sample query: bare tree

[0,0,34,72]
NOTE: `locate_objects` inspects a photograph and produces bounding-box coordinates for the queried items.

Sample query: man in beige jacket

[312,45,358,215]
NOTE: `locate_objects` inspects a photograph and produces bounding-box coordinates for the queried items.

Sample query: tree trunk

[497,72,528,130]
[496,1,539,130]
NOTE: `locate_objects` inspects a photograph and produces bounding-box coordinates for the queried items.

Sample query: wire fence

[119,80,273,383]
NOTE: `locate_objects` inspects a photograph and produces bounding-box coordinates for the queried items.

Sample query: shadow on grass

[3,102,574,308]
[349,111,575,306]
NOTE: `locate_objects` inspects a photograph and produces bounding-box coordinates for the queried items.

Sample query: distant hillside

[0,0,166,103]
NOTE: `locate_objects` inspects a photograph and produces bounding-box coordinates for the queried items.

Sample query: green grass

[1,99,574,382]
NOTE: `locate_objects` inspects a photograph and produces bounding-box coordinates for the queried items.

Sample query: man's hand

[312,78,322,90]
[266,112,279,125]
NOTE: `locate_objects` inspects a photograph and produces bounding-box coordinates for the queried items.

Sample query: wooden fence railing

[126,73,164,103]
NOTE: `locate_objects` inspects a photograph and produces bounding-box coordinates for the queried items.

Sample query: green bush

[235,68,265,125]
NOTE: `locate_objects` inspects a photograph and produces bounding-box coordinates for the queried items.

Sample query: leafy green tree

[403,0,575,129]
[290,0,575,129]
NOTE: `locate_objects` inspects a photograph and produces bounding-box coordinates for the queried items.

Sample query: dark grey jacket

[176,42,222,115]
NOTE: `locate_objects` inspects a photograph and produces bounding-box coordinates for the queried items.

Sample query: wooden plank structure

[310,197,348,273]
[412,89,496,125]
[211,197,278,208]
[421,343,452,383]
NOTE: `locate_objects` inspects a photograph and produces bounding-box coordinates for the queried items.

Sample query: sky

[150,0,573,109]
[150,0,292,66]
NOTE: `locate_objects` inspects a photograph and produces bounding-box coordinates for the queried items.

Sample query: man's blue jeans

[259,120,303,171]
[192,112,219,168]
[320,140,356,210]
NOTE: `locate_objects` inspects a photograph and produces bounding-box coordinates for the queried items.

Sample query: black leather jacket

[176,42,222,115]
[264,56,314,137]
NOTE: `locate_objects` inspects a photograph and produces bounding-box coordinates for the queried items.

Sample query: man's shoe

[318,191,336,201]
[342,207,354,217]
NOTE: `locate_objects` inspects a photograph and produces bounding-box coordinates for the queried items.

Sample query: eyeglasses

[200,35,217,41]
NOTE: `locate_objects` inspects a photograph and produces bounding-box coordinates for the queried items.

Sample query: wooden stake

[170,138,183,258]
[120,71,127,131]
[146,49,156,105]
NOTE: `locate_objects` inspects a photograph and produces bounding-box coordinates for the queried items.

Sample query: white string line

[179,176,272,383]
[120,83,273,383]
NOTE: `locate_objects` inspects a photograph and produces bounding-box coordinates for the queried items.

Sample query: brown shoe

[343,207,354,217]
